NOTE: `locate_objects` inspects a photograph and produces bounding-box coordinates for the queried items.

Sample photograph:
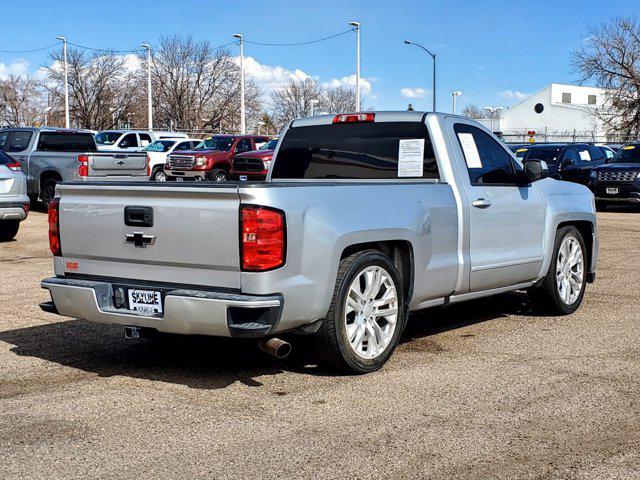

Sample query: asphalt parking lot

[1,210,639,479]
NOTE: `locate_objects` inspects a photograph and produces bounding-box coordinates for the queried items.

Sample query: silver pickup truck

[0,128,147,207]
[40,112,598,373]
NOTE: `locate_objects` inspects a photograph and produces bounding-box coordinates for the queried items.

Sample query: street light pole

[349,21,361,112]
[484,106,503,133]
[56,36,70,128]
[233,33,246,134]
[141,43,153,131]
[404,40,437,112]
[451,91,462,114]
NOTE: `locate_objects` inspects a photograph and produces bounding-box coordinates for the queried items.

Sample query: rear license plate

[128,289,163,314]
[606,187,619,195]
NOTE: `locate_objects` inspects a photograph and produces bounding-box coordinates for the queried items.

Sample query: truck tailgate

[57,183,241,288]
[89,152,147,177]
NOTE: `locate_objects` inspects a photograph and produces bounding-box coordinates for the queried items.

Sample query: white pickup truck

[41,112,598,373]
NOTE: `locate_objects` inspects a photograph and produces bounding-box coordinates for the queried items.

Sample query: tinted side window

[454,123,517,185]
[36,132,97,152]
[119,133,138,148]
[7,131,33,152]
[0,151,14,164]
[272,122,439,180]
[575,146,592,163]
[175,141,192,151]
[0,131,11,150]
[587,145,603,162]
[561,147,577,163]
[139,133,152,146]
[236,139,252,153]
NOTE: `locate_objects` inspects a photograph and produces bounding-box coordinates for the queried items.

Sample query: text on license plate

[128,289,163,314]
[606,187,619,195]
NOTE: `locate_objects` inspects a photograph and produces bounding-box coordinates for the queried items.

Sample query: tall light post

[233,33,246,134]
[56,36,70,128]
[43,106,52,127]
[349,21,361,112]
[484,106,503,132]
[404,40,436,112]
[141,43,153,131]
[451,91,462,114]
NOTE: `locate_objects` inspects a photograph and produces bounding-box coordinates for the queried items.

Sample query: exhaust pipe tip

[258,337,292,359]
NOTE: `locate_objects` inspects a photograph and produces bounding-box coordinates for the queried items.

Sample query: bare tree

[270,78,322,128]
[46,47,140,129]
[147,35,261,132]
[0,75,46,126]
[572,16,640,136]
[461,104,485,119]
[321,85,356,114]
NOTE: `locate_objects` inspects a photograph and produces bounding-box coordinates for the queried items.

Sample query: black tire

[315,250,406,374]
[41,177,59,209]
[529,226,587,315]
[151,167,167,182]
[209,169,228,182]
[0,221,19,242]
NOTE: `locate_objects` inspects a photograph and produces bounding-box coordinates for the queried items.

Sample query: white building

[478,83,611,142]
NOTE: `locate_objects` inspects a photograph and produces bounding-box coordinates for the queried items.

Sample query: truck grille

[168,155,195,169]
[595,170,639,183]
[233,156,265,172]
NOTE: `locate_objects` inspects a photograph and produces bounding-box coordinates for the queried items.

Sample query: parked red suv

[231,138,279,181]
[165,135,270,181]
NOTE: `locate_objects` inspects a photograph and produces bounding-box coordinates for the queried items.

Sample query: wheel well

[558,220,593,272]
[340,241,414,304]
[40,170,61,186]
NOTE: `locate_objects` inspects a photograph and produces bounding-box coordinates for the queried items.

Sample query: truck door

[4,130,35,191]
[449,121,546,292]
[117,133,139,151]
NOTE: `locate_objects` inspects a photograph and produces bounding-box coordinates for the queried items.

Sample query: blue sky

[0,0,637,112]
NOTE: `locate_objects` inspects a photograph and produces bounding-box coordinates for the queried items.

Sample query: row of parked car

[0,127,278,240]
[508,142,640,209]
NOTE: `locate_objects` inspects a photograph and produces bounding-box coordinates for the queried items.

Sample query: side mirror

[522,159,548,183]
[561,157,575,168]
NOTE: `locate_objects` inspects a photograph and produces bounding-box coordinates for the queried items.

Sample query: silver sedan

[0,151,29,241]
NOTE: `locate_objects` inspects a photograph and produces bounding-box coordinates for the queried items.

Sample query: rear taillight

[48,198,61,256]
[146,154,151,176]
[6,162,21,171]
[77,154,89,177]
[241,206,285,271]
[332,112,375,124]
[22,203,29,215]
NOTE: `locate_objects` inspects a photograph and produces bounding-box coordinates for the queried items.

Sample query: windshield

[194,136,234,152]
[144,140,176,152]
[610,145,640,163]
[95,131,122,145]
[524,147,563,163]
[260,139,278,150]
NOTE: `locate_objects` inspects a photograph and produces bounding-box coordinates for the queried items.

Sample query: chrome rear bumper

[41,277,283,338]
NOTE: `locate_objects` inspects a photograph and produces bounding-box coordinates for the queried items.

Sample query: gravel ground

[0,210,638,479]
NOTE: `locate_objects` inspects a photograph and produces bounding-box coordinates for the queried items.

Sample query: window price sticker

[398,139,425,177]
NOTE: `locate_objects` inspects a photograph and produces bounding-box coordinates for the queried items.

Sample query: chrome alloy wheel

[344,266,399,359]
[556,235,584,305]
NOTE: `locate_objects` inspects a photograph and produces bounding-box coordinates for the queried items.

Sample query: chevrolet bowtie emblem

[125,232,156,248]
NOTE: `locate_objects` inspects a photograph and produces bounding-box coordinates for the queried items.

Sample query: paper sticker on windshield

[398,139,424,177]
[457,133,482,168]
[579,150,591,161]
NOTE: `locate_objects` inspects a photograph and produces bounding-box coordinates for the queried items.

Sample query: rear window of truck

[271,122,439,180]
[37,132,97,152]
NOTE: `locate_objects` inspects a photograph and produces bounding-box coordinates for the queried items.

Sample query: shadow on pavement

[0,291,540,389]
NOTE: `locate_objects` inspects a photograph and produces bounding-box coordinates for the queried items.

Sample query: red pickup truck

[231,138,279,180]
[165,134,270,181]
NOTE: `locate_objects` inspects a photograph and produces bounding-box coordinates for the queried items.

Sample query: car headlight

[636,171,640,180]
[263,159,272,169]
[196,157,206,166]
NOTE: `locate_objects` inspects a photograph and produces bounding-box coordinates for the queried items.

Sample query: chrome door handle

[472,198,492,209]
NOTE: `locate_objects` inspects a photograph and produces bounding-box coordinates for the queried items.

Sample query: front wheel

[151,167,167,182]
[0,221,20,241]
[529,226,587,315]
[209,169,228,182]
[315,250,405,374]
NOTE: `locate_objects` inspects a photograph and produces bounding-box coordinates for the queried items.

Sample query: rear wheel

[315,250,405,374]
[41,177,59,209]
[529,226,587,315]
[0,221,19,241]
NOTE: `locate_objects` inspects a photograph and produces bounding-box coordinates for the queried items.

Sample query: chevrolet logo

[125,232,156,248]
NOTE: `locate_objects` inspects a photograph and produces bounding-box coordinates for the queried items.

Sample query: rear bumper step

[41,277,283,338]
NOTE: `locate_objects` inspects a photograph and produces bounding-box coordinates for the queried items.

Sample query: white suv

[95,130,189,152]
[0,151,29,241]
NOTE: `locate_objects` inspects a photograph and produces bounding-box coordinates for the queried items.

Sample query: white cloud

[400,87,427,99]
[238,55,312,97]
[0,59,30,80]
[322,74,372,96]
[499,90,529,101]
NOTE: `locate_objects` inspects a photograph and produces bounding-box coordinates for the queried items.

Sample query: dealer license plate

[606,187,619,195]
[128,289,163,314]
